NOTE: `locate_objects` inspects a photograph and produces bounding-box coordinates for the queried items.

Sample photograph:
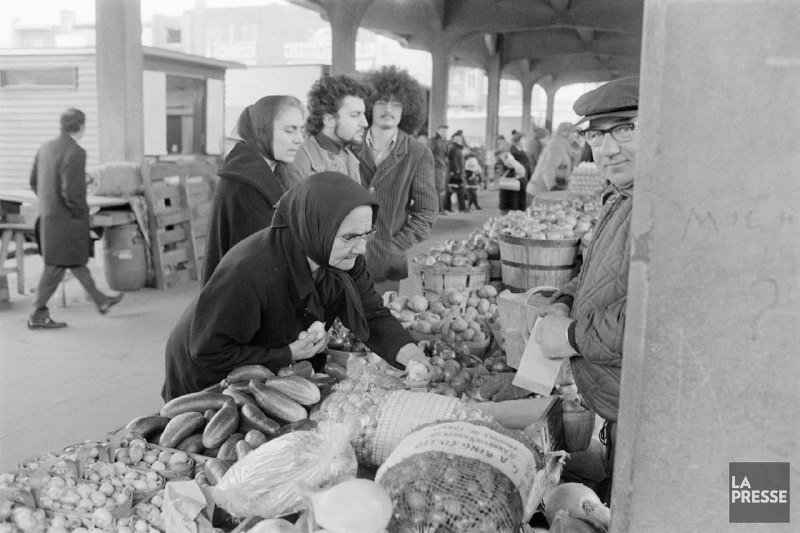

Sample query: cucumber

[125,415,170,440]
[238,402,281,437]
[216,433,244,462]
[226,364,275,383]
[176,433,205,454]
[263,376,321,406]
[249,380,308,423]
[160,392,233,418]
[159,412,206,448]
[202,400,239,449]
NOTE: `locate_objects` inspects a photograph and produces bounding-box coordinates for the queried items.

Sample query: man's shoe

[28,316,67,329]
[97,294,124,315]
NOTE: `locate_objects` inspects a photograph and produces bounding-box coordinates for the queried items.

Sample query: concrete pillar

[428,35,452,137]
[324,0,373,76]
[521,78,534,136]
[612,1,800,531]
[95,0,144,163]
[484,47,502,153]
[543,86,556,132]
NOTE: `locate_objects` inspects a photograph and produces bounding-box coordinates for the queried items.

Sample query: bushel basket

[411,262,490,300]
[498,234,579,292]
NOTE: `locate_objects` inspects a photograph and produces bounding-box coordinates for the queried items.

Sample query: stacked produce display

[1,199,614,532]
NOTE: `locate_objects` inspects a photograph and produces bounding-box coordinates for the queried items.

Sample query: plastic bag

[212,420,358,519]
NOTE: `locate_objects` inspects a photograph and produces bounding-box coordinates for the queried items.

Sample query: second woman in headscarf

[163,172,428,401]
[202,95,305,283]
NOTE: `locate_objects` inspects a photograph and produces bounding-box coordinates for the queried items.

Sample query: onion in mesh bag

[376,420,544,533]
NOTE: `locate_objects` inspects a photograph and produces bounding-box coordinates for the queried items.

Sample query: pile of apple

[484,201,600,241]
[412,232,500,269]
[385,285,499,344]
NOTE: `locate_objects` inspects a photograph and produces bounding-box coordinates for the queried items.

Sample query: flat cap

[573,77,639,126]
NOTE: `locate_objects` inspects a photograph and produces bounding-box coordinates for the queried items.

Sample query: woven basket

[411,262,490,299]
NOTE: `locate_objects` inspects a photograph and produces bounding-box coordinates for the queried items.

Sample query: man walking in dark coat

[28,108,122,329]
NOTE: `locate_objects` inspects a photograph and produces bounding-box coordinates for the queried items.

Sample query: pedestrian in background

[202,95,304,283]
[464,155,483,210]
[527,121,575,204]
[294,75,369,182]
[28,108,122,329]
[429,124,449,214]
[444,130,467,213]
[356,66,437,296]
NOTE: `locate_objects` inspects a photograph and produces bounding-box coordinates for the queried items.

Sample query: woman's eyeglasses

[336,226,379,245]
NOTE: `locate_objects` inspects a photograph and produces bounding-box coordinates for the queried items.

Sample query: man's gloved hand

[478,372,530,402]
[534,314,578,359]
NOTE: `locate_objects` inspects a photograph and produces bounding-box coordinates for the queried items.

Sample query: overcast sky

[0,0,285,45]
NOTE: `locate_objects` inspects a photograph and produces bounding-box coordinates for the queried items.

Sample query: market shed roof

[289,0,642,86]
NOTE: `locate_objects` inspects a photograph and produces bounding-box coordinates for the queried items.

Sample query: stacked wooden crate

[182,176,213,277]
[141,159,217,290]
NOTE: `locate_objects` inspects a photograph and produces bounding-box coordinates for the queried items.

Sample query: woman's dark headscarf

[232,95,303,190]
[272,172,378,341]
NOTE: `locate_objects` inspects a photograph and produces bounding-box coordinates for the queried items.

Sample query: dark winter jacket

[30,133,91,266]
[163,227,412,401]
[567,184,632,422]
[202,142,298,283]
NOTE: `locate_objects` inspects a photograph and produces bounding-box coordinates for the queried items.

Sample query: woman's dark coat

[30,133,91,266]
[202,142,291,283]
[163,228,412,401]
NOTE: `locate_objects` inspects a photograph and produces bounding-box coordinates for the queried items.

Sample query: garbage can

[103,223,147,291]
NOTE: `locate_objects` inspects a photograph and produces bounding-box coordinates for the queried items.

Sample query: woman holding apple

[162,172,429,401]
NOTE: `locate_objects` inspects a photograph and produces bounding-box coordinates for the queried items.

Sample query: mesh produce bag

[376,420,545,532]
[314,390,491,468]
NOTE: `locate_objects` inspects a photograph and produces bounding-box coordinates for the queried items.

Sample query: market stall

[0,199,614,533]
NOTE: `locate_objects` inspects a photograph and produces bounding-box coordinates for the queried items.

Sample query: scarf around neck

[271,172,378,341]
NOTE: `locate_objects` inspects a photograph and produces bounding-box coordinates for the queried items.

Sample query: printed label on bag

[376,421,536,515]
[114,249,133,260]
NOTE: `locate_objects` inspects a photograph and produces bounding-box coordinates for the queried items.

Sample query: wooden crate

[142,158,218,290]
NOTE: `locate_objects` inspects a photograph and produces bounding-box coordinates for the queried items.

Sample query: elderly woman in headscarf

[162,172,428,401]
[202,95,305,284]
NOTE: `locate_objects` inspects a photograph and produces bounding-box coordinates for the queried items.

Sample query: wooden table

[0,188,133,300]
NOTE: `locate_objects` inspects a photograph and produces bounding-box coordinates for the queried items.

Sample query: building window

[0,67,77,88]
[166,28,182,44]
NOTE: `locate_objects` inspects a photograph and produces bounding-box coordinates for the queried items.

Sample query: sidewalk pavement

[0,188,502,471]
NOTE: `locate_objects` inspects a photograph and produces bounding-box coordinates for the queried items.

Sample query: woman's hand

[289,325,327,362]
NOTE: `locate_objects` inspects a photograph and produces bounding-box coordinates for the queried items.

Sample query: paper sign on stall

[512,317,563,397]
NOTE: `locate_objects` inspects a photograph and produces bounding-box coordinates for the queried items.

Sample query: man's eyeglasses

[579,122,637,147]
[336,226,379,245]
[375,99,403,109]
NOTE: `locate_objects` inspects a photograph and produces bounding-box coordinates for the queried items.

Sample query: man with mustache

[356,66,437,296]
[295,74,370,182]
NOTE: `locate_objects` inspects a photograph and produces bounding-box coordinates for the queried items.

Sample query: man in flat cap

[533,76,640,499]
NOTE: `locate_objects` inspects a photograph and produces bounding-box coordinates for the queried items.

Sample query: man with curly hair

[294,74,369,182]
[356,66,437,295]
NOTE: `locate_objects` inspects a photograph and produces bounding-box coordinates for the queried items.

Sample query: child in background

[464,156,483,210]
